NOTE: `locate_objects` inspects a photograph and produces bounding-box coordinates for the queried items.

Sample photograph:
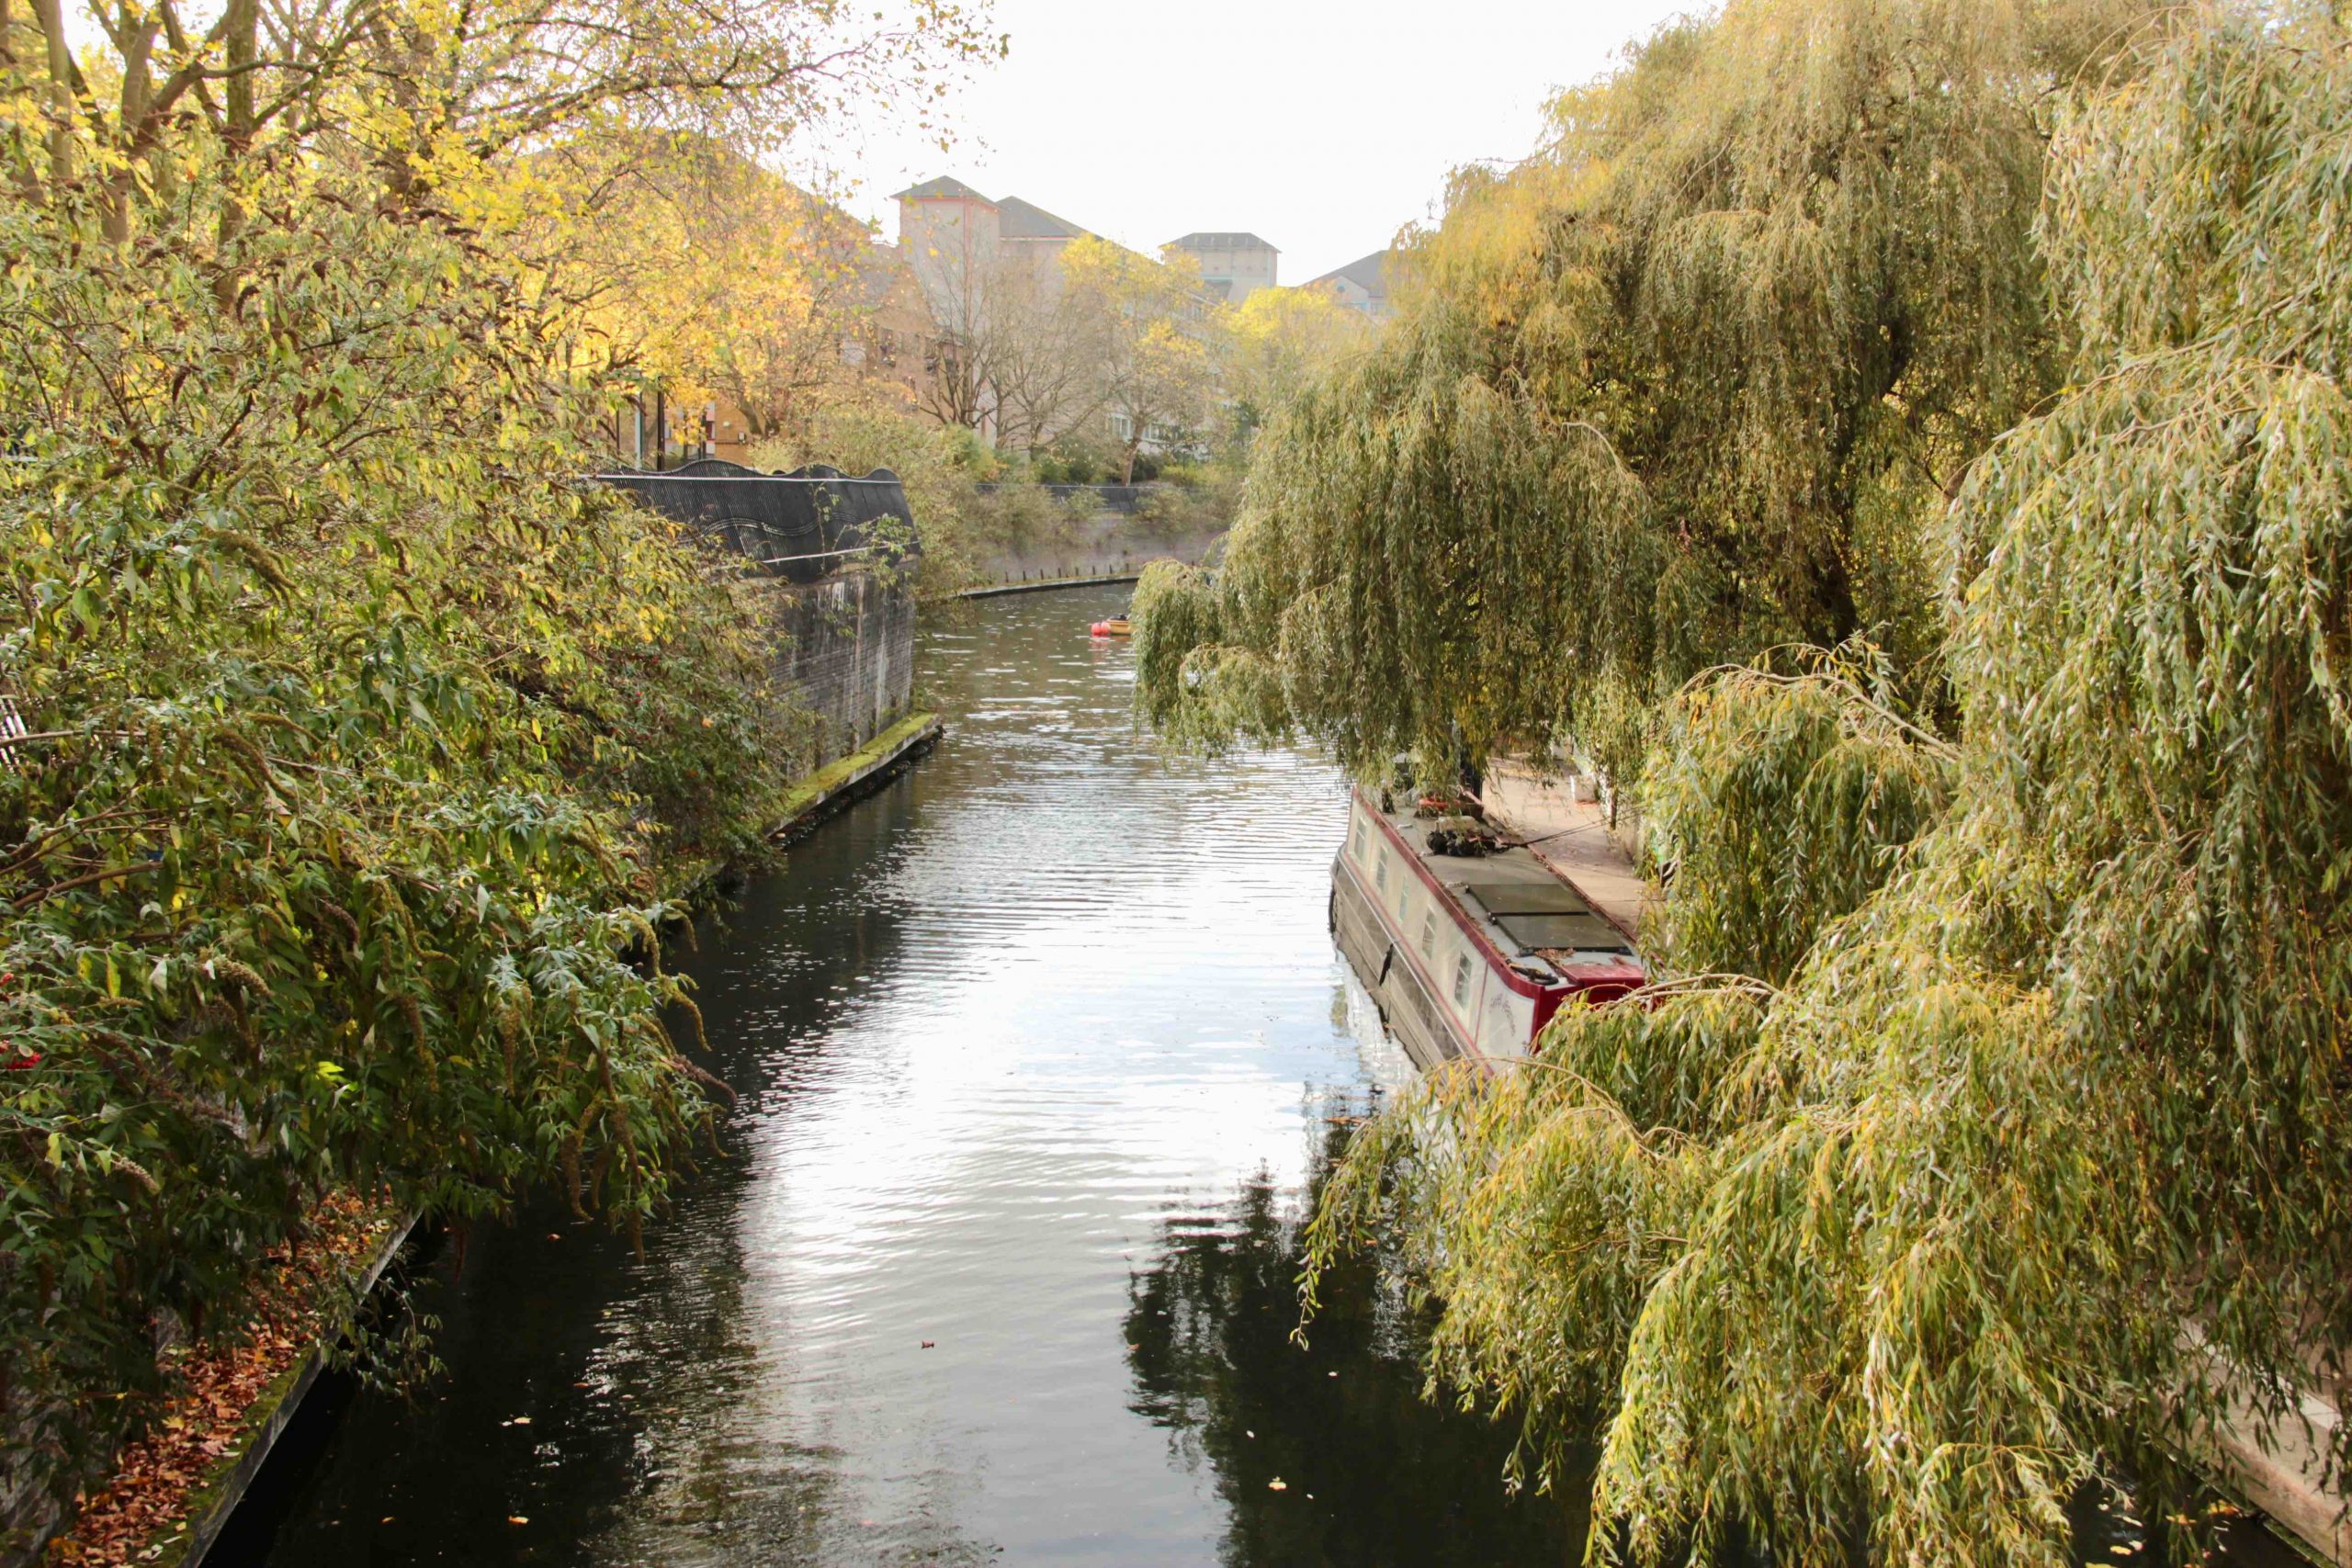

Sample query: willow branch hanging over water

[1285,6,2352,1563]
[1136,0,2160,774]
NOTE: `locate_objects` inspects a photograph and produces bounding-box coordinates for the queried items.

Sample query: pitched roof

[892,175,992,202]
[1309,249,1395,295]
[1166,231,1279,253]
[996,195,1091,241]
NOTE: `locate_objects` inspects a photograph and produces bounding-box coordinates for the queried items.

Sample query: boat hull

[1331,849,1481,1073]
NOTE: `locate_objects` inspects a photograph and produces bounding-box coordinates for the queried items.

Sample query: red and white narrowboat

[1330,784,1643,1072]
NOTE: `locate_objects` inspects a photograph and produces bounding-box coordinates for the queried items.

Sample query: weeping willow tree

[1136,0,2162,773]
[1640,647,1957,983]
[1301,7,2352,1563]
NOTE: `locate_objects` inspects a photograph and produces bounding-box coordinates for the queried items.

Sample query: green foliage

[1031,448,1105,485]
[1943,0,2352,1454]
[1643,650,1954,983]
[0,37,819,1540]
[1132,470,1238,535]
[1155,368,1653,769]
[1129,558,1290,751]
[966,483,1086,554]
[750,395,996,592]
[1130,561,1224,734]
[1134,0,2157,775]
[1216,281,1374,457]
[1301,7,2352,1564]
[1304,990,1758,1482]
[1034,436,1118,486]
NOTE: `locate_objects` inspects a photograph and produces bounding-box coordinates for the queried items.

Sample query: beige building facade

[1164,231,1280,304]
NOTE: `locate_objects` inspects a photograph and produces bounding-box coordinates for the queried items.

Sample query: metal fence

[592,459,918,584]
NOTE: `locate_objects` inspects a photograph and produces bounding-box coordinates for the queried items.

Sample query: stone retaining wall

[760,568,917,776]
[972,515,1225,590]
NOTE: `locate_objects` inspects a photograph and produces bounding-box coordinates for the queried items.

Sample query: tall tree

[1217,280,1375,451]
[1063,235,1216,481]
[1205,4,2352,1564]
[0,0,990,1548]
[559,137,896,443]
[904,227,1107,452]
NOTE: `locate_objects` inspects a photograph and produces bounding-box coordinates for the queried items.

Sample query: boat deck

[1478,763,1647,942]
[1361,792,1637,984]
[1335,772,1648,1073]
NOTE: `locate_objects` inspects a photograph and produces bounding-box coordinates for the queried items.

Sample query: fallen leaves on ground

[45,1193,398,1566]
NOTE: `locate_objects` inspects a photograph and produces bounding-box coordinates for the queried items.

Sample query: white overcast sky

[820,1,1697,285]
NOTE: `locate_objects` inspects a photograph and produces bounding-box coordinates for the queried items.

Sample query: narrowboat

[1331,784,1644,1072]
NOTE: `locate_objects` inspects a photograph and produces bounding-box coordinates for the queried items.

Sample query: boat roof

[1477,763,1647,940]
[1362,790,1643,989]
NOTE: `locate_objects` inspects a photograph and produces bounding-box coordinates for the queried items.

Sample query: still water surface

[245,586,1584,1565]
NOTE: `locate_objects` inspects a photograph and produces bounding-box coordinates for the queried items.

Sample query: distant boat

[1332,784,1644,1072]
[1089,617,1132,637]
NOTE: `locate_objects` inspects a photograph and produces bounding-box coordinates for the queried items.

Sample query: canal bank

[228,585,1584,1567]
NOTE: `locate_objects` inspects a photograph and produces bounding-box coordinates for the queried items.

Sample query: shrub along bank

[0,84,817,1566]
[752,405,1238,596]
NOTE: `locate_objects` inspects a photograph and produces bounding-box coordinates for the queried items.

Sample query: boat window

[1374,852,1388,893]
[1452,952,1473,1007]
[1419,911,1437,957]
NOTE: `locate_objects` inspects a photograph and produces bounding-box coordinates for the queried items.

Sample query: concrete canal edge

[2185,1325,2349,1564]
[766,709,943,845]
[144,1211,420,1568]
[954,572,1139,599]
[662,711,943,900]
[2211,1404,2348,1565]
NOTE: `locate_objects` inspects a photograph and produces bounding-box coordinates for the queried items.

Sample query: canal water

[241,585,1587,1566]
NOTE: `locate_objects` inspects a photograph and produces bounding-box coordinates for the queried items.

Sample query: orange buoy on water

[1089,618,1133,638]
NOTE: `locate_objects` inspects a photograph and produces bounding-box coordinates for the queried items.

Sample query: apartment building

[1163,231,1280,303]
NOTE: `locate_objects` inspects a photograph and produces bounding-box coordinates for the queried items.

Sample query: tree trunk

[104,6,156,241]
[0,0,34,197]
[209,0,257,288]
[29,0,74,187]
[221,0,256,149]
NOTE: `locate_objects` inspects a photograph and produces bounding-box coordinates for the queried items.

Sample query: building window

[1351,817,1366,862]
[1419,911,1438,957]
[1374,852,1388,894]
[1453,953,1474,1008]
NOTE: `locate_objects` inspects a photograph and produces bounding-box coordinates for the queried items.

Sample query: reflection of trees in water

[577,1189,853,1567]
[1125,1106,1585,1567]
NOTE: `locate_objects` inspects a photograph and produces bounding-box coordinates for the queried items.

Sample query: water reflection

[1124,1104,1584,1566]
[241,586,1585,1565]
